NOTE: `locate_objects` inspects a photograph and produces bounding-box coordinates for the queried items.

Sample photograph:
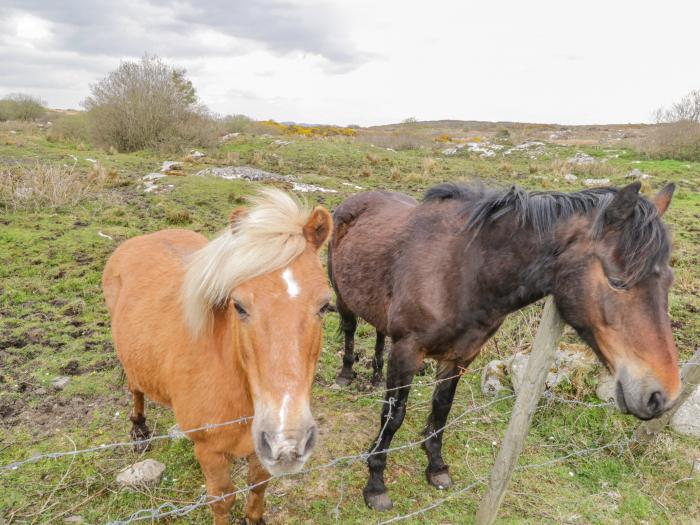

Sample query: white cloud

[0,0,698,125]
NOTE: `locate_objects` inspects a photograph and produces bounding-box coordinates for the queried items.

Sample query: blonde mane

[182,188,311,337]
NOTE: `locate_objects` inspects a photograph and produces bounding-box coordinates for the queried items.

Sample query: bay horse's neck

[466,214,572,315]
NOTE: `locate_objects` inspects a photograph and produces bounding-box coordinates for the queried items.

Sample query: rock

[161,161,183,173]
[626,168,651,180]
[442,147,459,156]
[584,178,610,187]
[564,173,578,183]
[196,166,286,182]
[220,132,240,141]
[481,360,509,396]
[569,152,596,164]
[116,459,166,489]
[507,343,596,394]
[670,386,700,437]
[143,172,165,181]
[292,182,337,193]
[35,387,47,396]
[189,150,205,158]
[51,376,70,390]
[595,370,616,402]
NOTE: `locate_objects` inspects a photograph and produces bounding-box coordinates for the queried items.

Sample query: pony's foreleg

[243,454,271,524]
[363,338,421,511]
[421,362,463,490]
[129,390,151,453]
[194,443,235,525]
[370,332,386,387]
[335,303,358,386]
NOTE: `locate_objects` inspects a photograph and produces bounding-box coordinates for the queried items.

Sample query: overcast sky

[1,0,698,126]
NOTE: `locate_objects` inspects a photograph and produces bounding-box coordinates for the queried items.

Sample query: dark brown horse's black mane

[424,182,671,286]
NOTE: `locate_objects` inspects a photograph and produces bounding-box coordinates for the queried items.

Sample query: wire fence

[2,359,696,524]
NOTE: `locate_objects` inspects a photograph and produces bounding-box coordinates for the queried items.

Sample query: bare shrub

[47,113,91,144]
[0,161,104,210]
[0,94,46,121]
[636,121,700,161]
[654,89,700,123]
[83,55,214,152]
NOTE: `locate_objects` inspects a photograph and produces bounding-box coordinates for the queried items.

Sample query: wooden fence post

[633,347,700,446]
[475,297,565,525]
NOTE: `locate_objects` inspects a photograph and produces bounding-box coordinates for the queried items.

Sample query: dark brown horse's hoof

[364,491,393,511]
[130,423,151,453]
[426,469,452,490]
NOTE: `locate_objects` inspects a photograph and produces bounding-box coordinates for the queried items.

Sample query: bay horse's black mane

[424,182,670,286]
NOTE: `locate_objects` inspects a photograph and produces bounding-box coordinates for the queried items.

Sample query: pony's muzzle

[615,368,676,420]
[256,425,317,475]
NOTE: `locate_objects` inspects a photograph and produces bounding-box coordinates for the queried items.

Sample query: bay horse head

[553,182,679,420]
[183,189,332,475]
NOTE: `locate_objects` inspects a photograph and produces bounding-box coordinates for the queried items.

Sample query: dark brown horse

[328,181,680,510]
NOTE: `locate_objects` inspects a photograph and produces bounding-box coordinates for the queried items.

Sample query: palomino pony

[103,189,332,524]
[328,181,680,511]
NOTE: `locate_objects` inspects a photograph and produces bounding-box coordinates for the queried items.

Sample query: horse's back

[103,229,207,402]
[330,191,417,332]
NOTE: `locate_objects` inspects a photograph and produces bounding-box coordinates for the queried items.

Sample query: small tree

[653,89,700,123]
[0,93,46,121]
[83,55,210,151]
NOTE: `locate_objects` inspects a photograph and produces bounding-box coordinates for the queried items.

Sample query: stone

[161,161,183,172]
[584,178,610,187]
[116,459,166,488]
[569,151,596,164]
[220,132,240,141]
[292,182,337,193]
[507,343,596,394]
[670,386,700,437]
[51,376,70,390]
[143,172,165,181]
[564,173,578,182]
[481,360,509,396]
[626,168,651,180]
[189,150,205,158]
[595,370,616,403]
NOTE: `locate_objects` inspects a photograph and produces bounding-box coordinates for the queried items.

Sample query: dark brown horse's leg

[194,442,235,525]
[421,362,462,490]
[363,338,422,511]
[129,390,151,453]
[370,332,386,386]
[335,300,358,386]
[243,454,270,524]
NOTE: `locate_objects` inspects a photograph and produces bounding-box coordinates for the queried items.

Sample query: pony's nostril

[302,426,317,456]
[647,391,665,416]
[260,431,274,459]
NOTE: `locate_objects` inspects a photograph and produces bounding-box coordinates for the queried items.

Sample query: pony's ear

[605,182,640,226]
[653,183,675,217]
[228,207,248,230]
[303,206,332,251]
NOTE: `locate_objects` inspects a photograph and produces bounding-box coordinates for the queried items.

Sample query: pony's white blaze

[282,268,300,298]
[278,393,291,433]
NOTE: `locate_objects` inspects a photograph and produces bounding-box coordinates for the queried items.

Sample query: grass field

[1,121,699,524]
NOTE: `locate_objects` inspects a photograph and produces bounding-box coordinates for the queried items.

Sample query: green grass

[1,124,698,524]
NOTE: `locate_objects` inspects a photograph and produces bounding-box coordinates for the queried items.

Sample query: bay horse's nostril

[647,391,665,417]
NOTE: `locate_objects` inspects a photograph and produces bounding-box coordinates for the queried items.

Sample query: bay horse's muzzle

[256,425,318,476]
[615,368,677,420]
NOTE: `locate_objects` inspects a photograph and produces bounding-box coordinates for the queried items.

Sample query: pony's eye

[234,302,248,319]
[318,302,331,317]
[608,277,627,290]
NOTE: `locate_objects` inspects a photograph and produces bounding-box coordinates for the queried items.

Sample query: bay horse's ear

[605,181,640,226]
[303,206,333,251]
[229,207,248,230]
[653,183,675,217]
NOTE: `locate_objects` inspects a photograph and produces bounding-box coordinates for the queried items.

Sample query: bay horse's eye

[607,277,627,291]
[234,301,248,319]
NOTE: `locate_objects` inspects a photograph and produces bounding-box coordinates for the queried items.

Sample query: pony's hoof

[335,374,353,387]
[427,469,452,490]
[240,518,266,525]
[364,491,393,511]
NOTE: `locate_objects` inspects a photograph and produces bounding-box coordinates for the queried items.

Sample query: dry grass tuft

[389,166,402,181]
[365,152,381,165]
[0,161,105,210]
[422,157,438,176]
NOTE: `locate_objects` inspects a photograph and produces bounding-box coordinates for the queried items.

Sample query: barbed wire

[0,415,254,472]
